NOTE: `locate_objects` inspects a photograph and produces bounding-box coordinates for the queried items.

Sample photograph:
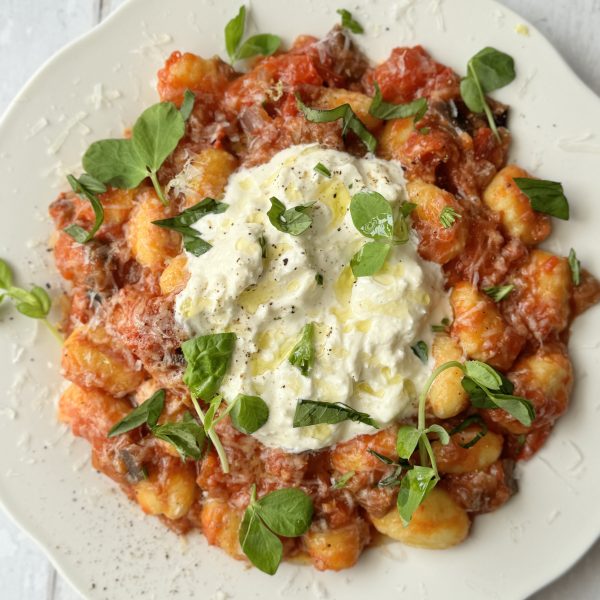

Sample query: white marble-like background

[0,0,598,598]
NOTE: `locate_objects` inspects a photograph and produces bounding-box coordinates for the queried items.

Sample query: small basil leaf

[236,34,281,61]
[314,163,331,178]
[295,94,377,153]
[400,202,417,218]
[369,82,427,122]
[0,259,13,289]
[439,206,461,228]
[83,138,147,189]
[460,76,485,113]
[333,471,355,489]
[239,506,283,576]
[397,465,438,525]
[483,284,514,302]
[288,323,315,376]
[463,377,496,408]
[180,89,196,121]
[411,341,428,364]
[568,248,581,286]
[349,191,394,239]
[491,394,535,427]
[132,102,185,173]
[464,360,503,391]
[256,488,313,537]
[469,47,516,93]
[267,197,313,236]
[426,424,450,446]
[151,413,206,460]
[30,286,51,315]
[16,302,46,319]
[396,424,422,459]
[65,173,107,243]
[293,399,379,428]
[336,8,364,33]
[225,5,246,62]
[230,394,269,434]
[108,389,165,437]
[350,241,390,277]
[513,177,570,220]
[181,333,237,399]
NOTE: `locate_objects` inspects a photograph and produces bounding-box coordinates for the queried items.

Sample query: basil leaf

[411,341,428,364]
[439,206,461,228]
[464,360,502,391]
[65,173,107,243]
[180,89,196,121]
[396,424,422,459]
[469,47,516,92]
[449,415,488,449]
[460,76,485,113]
[336,8,364,34]
[151,412,206,460]
[181,333,237,399]
[513,177,570,220]
[425,424,450,445]
[568,248,581,286]
[400,202,417,218]
[239,506,282,576]
[350,241,390,277]
[0,259,13,289]
[83,138,147,189]
[256,488,313,537]
[293,399,379,428]
[152,198,228,256]
[236,34,281,61]
[369,82,427,122]
[350,191,394,239]
[397,465,438,525]
[288,323,315,376]
[267,197,313,236]
[295,94,377,153]
[461,377,495,407]
[108,389,165,437]
[314,163,331,178]
[483,284,514,302]
[225,5,246,62]
[490,394,535,427]
[333,471,355,489]
[230,394,269,434]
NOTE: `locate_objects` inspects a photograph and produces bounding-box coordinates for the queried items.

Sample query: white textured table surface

[0,1,598,598]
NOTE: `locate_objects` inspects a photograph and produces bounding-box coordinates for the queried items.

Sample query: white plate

[1,0,599,598]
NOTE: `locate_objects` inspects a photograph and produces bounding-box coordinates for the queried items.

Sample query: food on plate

[3,6,599,575]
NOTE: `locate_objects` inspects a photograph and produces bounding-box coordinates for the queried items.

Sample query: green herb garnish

[181,333,237,472]
[179,89,196,121]
[288,323,315,376]
[64,174,107,243]
[411,341,428,363]
[349,191,409,277]
[439,206,462,228]
[449,414,488,449]
[332,471,355,489]
[225,6,281,64]
[483,284,514,302]
[152,198,228,256]
[239,485,313,575]
[83,101,185,205]
[568,248,581,286]
[369,82,427,122]
[431,317,450,332]
[336,8,364,33]
[267,197,314,236]
[513,178,570,220]
[315,273,324,285]
[295,94,377,153]
[314,162,332,178]
[293,400,379,428]
[230,394,269,434]
[460,47,515,141]
[0,259,60,342]
[108,390,205,460]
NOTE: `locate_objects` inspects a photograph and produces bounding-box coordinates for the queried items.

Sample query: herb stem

[43,319,63,344]
[149,170,168,206]
[416,360,464,465]
[191,396,230,473]
[468,63,500,142]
